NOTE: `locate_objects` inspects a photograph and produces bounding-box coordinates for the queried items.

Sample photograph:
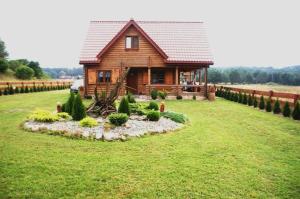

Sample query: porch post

[199,68,202,85]
[175,66,179,95]
[148,67,151,95]
[204,67,208,98]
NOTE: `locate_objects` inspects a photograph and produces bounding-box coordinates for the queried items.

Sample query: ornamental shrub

[259,96,265,110]
[56,112,72,120]
[242,93,248,105]
[28,109,59,122]
[79,117,98,127]
[146,110,160,121]
[292,102,300,120]
[15,87,19,94]
[161,111,189,123]
[247,95,253,106]
[273,99,281,114]
[158,90,167,100]
[9,86,14,95]
[253,97,258,108]
[151,89,158,100]
[238,92,243,103]
[147,101,159,110]
[282,101,291,117]
[118,96,130,116]
[72,94,86,121]
[176,95,183,100]
[108,113,128,126]
[25,86,29,93]
[20,87,24,93]
[3,88,8,95]
[266,99,272,112]
[65,92,75,115]
[127,92,136,103]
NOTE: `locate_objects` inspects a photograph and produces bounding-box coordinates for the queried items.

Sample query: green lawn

[0,90,299,198]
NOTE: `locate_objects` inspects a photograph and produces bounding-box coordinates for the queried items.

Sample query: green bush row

[0,85,69,96]
[216,89,300,120]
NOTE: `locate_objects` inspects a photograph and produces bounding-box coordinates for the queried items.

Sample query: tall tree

[0,38,9,59]
[229,70,241,84]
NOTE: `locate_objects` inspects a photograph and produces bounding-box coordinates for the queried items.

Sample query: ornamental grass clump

[259,96,265,110]
[266,99,272,112]
[146,110,160,121]
[72,94,86,121]
[161,111,188,123]
[108,113,128,126]
[28,110,59,122]
[118,96,130,116]
[147,101,159,110]
[79,117,98,127]
[292,102,300,120]
[282,101,291,117]
[273,99,281,114]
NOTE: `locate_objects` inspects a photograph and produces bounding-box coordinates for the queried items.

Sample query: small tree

[282,101,291,117]
[242,93,248,105]
[273,99,281,114]
[253,97,258,108]
[247,95,253,106]
[266,99,272,112]
[0,59,8,73]
[118,96,130,116]
[259,96,265,110]
[72,94,86,121]
[292,102,300,120]
[65,92,75,115]
[15,65,34,79]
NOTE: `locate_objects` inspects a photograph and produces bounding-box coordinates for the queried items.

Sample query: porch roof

[80,20,214,65]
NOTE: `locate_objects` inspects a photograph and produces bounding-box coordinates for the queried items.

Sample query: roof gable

[80,20,214,65]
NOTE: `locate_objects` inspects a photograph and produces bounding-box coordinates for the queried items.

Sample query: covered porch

[126,65,209,98]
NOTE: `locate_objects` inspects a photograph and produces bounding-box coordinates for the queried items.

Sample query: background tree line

[0,38,45,80]
[208,66,300,85]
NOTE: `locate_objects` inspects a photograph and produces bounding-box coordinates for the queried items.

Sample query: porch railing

[146,84,205,95]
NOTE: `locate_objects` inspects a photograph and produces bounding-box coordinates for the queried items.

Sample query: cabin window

[151,70,165,84]
[98,70,111,83]
[125,36,139,49]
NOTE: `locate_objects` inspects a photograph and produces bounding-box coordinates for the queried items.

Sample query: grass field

[0,90,299,198]
[218,83,300,94]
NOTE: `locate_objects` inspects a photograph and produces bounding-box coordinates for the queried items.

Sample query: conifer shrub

[8,86,14,95]
[61,103,66,112]
[108,113,128,126]
[238,92,243,103]
[146,110,160,121]
[176,95,183,100]
[242,93,248,104]
[25,86,29,93]
[151,89,158,100]
[273,99,281,114]
[3,88,8,95]
[147,101,159,110]
[33,86,37,92]
[0,89,2,96]
[79,117,98,127]
[247,95,253,106]
[20,87,24,93]
[266,99,272,112]
[15,87,19,94]
[72,94,86,121]
[259,96,265,110]
[193,95,196,100]
[282,101,291,117]
[118,96,130,116]
[65,92,75,115]
[253,97,258,108]
[127,92,136,103]
[292,102,300,120]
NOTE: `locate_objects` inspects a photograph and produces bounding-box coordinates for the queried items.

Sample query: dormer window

[125,36,139,49]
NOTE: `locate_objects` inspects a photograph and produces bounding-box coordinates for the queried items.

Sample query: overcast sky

[0,0,299,68]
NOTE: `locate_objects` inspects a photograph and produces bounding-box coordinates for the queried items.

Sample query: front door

[126,69,138,94]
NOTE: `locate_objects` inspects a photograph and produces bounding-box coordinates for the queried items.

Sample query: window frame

[97,70,112,84]
[125,36,139,49]
[151,69,165,84]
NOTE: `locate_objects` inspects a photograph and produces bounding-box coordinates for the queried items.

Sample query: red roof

[80,20,213,65]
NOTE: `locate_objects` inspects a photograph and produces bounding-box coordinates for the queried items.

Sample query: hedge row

[216,89,300,120]
[0,85,69,96]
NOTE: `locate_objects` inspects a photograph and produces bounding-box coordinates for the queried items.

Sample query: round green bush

[147,101,159,110]
[79,117,98,127]
[158,90,167,99]
[176,95,183,100]
[108,113,128,126]
[151,89,158,100]
[15,65,34,79]
[146,110,160,121]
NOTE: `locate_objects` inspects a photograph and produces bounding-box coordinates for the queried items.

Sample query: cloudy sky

[0,0,299,68]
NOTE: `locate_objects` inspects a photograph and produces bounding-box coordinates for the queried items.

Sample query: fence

[0,80,73,90]
[215,85,299,107]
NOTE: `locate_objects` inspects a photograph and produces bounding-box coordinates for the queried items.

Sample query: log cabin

[79,19,214,98]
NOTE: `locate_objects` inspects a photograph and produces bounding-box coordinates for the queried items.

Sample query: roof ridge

[90,20,203,24]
